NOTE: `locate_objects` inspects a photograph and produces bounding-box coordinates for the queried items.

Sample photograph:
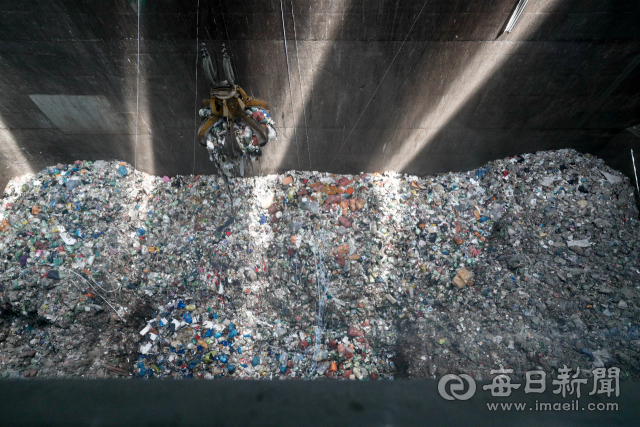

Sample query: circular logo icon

[438,374,476,401]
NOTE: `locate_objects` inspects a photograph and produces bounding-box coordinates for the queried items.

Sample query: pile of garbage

[1,149,639,380]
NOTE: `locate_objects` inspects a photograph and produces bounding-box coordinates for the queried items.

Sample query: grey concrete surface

[0,379,638,426]
[1,0,639,190]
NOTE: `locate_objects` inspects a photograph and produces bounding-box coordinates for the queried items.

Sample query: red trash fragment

[335,254,345,267]
[338,216,352,228]
[251,111,265,122]
[326,194,342,204]
[268,204,277,215]
[348,327,362,337]
[336,177,350,187]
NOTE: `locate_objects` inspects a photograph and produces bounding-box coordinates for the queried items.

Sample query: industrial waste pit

[1,149,639,381]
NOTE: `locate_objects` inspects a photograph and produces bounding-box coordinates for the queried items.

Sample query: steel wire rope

[218,0,240,86]
[632,149,640,194]
[192,0,201,175]
[328,0,431,169]
[279,0,301,169]
[289,0,311,170]
[134,0,140,171]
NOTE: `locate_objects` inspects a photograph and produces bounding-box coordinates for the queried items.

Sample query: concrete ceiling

[1,0,640,189]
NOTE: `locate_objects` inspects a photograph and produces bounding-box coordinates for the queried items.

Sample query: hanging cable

[192,0,201,176]
[134,0,140,170]
[218,0,240,86]
[329,0,430,169]
[290,0,311,170]
[632,149,640,194]
[279,0,301,169]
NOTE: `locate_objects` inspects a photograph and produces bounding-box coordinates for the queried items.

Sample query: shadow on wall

[211,0,317,175]
[142,0,205,178]
[223,0,640,179]
[0,0,152,188]
[0,113,34,182]
[139,0,303,179]
[137,0,640,181]
[398,3,640,178]
[353,0,640,178]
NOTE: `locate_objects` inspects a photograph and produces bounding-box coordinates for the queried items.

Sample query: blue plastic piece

[252,356,260,367]
[214,332,222,338]
[65,179,82,190]
[228,330,237,338]
[183,313,192,324]
[204,329,213,338]
[117,165,128,177]
[136,228,146,237]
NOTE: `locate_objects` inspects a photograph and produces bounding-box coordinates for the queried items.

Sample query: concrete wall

[1,0,639,189]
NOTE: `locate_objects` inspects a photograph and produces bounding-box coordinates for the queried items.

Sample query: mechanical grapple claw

[198,44,277,177]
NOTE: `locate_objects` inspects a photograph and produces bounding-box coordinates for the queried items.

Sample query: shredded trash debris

[1,149,639,380]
